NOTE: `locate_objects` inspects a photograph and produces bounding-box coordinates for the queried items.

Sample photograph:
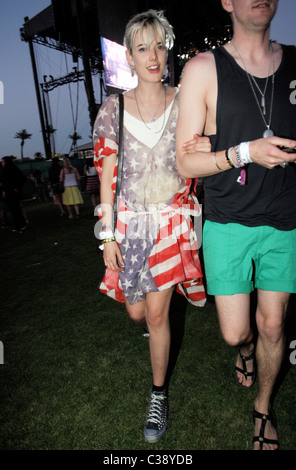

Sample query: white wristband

[239,142,252,164]
[99,230,114,240]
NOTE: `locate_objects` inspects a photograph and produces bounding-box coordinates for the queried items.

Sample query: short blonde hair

[124,10,175,54]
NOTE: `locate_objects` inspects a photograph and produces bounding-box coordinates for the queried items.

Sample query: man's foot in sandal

[253,409,279,450]
[235,345,256,388]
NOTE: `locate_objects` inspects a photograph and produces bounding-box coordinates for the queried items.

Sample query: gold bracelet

[225,149,235,168]
[212,152,223,171]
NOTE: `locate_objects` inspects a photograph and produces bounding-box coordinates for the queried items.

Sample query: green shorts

[203,220,296,295]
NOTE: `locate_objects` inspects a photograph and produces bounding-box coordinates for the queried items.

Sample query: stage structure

[21,0,231,159]
[21,0,104,159]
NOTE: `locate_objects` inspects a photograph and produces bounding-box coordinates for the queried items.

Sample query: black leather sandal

[253,409,279,450]
[235,347,256,388]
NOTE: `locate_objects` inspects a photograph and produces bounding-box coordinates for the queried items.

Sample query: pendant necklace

[231,41,275,138]
[134,86,167,133]
[137,87,165,122]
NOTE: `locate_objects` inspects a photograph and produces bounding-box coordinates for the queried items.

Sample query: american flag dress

[93,93,206,307]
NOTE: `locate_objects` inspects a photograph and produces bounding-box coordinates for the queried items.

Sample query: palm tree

[68,131,82,154]
[14,129,32,160]
[34,152,44,160]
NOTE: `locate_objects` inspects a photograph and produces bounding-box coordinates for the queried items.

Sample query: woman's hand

[182,134,211,154]
[103,240,125,272]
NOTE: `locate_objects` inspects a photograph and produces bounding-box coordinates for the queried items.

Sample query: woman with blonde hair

[60,157,83,218]
[93,9,209,443]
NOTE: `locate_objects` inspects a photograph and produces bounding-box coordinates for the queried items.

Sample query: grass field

[1,197,295,451]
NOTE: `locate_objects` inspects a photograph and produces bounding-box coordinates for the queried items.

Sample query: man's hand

[249,137,296,168]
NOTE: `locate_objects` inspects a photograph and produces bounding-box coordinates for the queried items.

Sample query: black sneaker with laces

[144,390,168,443]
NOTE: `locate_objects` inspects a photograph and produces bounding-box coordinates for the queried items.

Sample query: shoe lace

[146,392,167,425]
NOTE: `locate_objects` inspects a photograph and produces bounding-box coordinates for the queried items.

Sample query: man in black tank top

[176,0,296,450]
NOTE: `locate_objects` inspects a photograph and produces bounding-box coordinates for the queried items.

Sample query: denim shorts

[203,220,296,295]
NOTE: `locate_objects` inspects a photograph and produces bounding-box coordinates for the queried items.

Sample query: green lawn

[1,198,295,450]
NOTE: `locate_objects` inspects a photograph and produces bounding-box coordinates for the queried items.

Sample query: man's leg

[253,289,289,450]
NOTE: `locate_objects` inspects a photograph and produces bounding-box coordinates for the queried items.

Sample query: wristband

[101,237,116,244]
[228,147,241,168]
[99,230,114,240]
[239,141,252,164]
[234,146,245,168]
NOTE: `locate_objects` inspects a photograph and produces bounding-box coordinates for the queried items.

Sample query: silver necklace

[137,87,165,122]
[231,41,275,138]
[134,86,167,133]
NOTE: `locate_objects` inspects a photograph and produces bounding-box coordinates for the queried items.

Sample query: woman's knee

[221,329,250,347]
[146,308,167,329]
[126,306,146,324]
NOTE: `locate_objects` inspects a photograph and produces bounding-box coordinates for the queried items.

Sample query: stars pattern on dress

[119,233,158,305]
[129,141,142,153]
[95,92,195,306]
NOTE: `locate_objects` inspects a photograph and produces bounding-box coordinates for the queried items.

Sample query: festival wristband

[239,141,252,164]
[99,230,114,240]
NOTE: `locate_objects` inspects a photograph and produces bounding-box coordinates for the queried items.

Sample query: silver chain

[136,87,165,122]
[134,86,167,133]
[231,41,275,132]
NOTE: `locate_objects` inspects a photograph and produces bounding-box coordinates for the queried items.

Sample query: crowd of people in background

[0,155,100,232]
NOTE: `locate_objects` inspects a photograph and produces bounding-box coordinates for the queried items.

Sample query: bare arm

[100,154,124,271]
[100,153,117,229]
[75,168,80,181]
[176,53,230,178]
[176,53,296,178]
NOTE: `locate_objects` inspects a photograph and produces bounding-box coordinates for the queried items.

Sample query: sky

[0,0,295,160]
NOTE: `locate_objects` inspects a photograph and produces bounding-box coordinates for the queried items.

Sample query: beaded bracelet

[228,147,241,168]
[234,146,246,168]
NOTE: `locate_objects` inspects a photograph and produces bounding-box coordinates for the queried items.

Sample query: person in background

[48,157,65,217]
[0,157,27,232]
[33,168,49,202]
[84,158,100,208]
[60,157,83,219]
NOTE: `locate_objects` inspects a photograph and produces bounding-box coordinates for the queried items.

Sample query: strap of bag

[113,93,124,227]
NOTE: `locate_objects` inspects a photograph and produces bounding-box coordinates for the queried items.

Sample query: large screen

[101,36,138,91]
